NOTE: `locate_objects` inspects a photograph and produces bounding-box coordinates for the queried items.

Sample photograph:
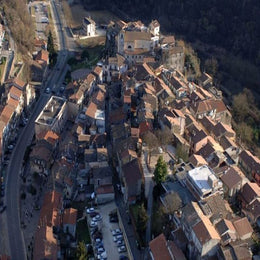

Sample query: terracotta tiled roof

[33,225,59,260]
[124,31,151,42]
[240,182,260,204]
[239,150,260,175]
[221,167,242,189]
[85,101,97,118]
[13,77,26,90]
[220,135,238,150]
[85,73,96,85]
[139,121,152,136]
[36,49,49,63]
[193,214,220,245]
[189,154,208,167]
[34,190,62,260]
[63,208,77,225]
[43,130,59,145]
[124,95,131,104]
[212,122,235,138]
[0,105,15,124]
[161,36,175,45]
[200,116,216,133]
[9,85,23,99]
[149,233,172,260]
[168,241,186,260]
[233,217,253,239]
[96,184,114,194]
[7,98,19,109]
[93,66,102,75]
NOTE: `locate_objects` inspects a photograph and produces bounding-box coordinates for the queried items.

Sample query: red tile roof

[9,85,23,99]
[149,234,172,260]
[36,49,49,63]
[63,208,77,225]
[220,167,242,189]
[233,217,253,239]
[85,101,97,118]
[43,130,59,145]
[240,182,260,204]
[34,190,62,260]
[0,104,15,124]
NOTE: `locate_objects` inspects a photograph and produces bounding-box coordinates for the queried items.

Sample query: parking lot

[86,201,129,260]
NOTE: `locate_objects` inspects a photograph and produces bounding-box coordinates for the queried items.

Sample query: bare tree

[161,191,182,214]
[143,131,158,165]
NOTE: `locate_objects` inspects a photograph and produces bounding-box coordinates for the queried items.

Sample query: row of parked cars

[86,207,107,260]
[111,228,127,255]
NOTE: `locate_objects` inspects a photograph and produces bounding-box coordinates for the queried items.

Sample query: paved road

[2,0,68,259]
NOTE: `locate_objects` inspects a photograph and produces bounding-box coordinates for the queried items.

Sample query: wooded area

[81,0,260,99]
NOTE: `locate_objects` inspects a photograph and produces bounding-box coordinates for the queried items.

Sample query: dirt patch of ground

[62,2,120,28]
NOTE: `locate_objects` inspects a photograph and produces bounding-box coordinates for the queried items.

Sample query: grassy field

[75,36,106,48]
[69,43,105,70]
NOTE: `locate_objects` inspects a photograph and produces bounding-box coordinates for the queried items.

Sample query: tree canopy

[153,155,168,185]
[76,241,88,260]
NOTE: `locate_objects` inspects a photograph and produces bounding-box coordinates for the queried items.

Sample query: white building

[0,24,5,49]
[82,17,96,37]
[35,96,68,137]
[187,165,223,200]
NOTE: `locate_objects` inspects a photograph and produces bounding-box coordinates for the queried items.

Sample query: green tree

[76,241,88,260]
[81,50,90,61]
[136,204,148,233]
[47,31,54,54]
[47,31,57,67]
[153,155,167,185]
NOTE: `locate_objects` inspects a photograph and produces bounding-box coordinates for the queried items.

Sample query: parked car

[97,251,107,260]
[97,247,105,253]
[112,228,122,236]
[118,246,126,253]
[45,87,50,94]
[86,207,95,214]
[95,238,102,243]
[93,214,102,222]
[90,221,97,228]
[95,242,104,250]
[117,240,125,247]
[113,234,123,242]
[7,145,14,151]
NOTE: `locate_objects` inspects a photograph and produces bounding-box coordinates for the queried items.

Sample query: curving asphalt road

[2,1,68,259]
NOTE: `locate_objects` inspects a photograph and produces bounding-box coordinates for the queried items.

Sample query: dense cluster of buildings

[1,12,260,259]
